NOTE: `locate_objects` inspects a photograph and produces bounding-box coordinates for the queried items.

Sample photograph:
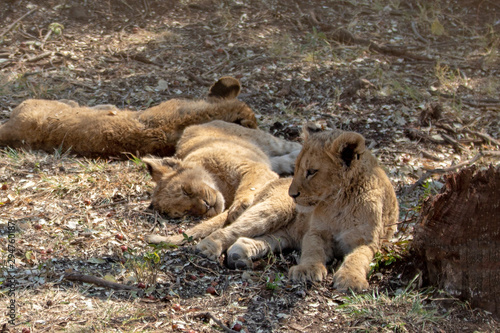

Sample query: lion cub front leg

[289,231,331,283]
[227,195,253,223]
[196,198,289,261]
[333,244,375,292]
[227,231,293,269]
[146,211,229,246]
[227,170,277,223]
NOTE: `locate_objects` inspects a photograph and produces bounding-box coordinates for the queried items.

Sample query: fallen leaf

[87,257,106,264]
[431,19,445,36]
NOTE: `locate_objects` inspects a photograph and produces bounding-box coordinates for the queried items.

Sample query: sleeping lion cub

[150,126,398,292]
[143,120,302,242]
[0,77,257,157]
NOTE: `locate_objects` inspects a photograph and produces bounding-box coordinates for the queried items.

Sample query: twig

[325,28,434,61]
[26,51,52,62]
[463,129,500,146]
[435,123,500,146]
[40,29,52,49]
[92,199,128,209]
[117,0,135,12]
[0,8,38,38]
[420,150,443,162]
[484,0,500,10]
[404,128,446,145]
[188,257,220,277]
[411,21,429,44]
[0,59,14,69]
[185,71,212,86]
[440,132,465,152]
[114,52,162,67]
[340,78,375,99]
[288,323,313,332]
[203,59,230,76]
[64,272,140,291]
[142,0,150,17]
[193,312,238,333]
[404,150,500,196]
[129,54,162,67]
[430,90,500,107]
[434,123,456,134]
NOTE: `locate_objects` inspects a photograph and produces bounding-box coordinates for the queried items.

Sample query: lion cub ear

[208,76,241,100]
[301,122,323,141]
[142,157,182,182]
[329,132,366,168]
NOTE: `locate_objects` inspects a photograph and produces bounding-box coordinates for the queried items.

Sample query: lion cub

[143,120,302,244]
[0,77,257,157]
[171,127,398,292]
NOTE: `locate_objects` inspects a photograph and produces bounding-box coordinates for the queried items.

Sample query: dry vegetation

[1,0,499,332]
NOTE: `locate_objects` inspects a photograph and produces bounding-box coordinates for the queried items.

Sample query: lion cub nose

[289,191,300,199]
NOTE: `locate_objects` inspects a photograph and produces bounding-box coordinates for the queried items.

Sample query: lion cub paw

[195,237,223,261]
[227,252,253,270]
[289,263,327,283]
[145,234,184,245]
[332,268,369,292]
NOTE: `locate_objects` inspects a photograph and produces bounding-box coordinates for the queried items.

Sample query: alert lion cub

[0,77,257,157]
[168,126,398,292]
[143,120,302,244]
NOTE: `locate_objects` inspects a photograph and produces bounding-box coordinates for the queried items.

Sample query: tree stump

[412,165,500,317]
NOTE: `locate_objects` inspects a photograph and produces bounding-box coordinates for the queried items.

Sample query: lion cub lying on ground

[149,126,398,292]
[0,77,257,157]
[143,120,301,242]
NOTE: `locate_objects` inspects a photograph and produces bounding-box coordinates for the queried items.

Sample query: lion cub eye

[306,169,318,178]
[181,186,193,197]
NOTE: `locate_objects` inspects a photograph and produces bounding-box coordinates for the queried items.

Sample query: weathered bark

[412,165,500,317]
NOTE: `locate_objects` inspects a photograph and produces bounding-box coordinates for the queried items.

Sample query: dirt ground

[1,0,499,332]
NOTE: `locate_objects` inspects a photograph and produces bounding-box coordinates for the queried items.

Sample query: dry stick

[129,54,162,67]
[188,257,220,277]
[0,8,38,38]
[117,0,135,12]
[64,272,140,291]
[440,132,465,152]
[194,312,239,333]
[463,128,500,146]
[404,150,500,196]
[430,90,500,106]
[185,71,212,86]
[436,122,500,146]
[92,199,128,209]
[326,28,434,61]
[26,51,52,62]
[40,29,52,50]
[410,21,429,44]
[404,128,446,145]
[420,150,443,162]
[484,0,500,10]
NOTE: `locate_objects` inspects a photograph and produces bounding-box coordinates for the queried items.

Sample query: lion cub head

[288,127,367,210]
[143,157,225,218]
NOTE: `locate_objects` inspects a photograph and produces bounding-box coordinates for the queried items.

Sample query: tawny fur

[143,120,302,244]
[0,77,257,157]
[155,127,398,292]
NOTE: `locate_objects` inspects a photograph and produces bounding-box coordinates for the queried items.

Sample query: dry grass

[1,0,499,332]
